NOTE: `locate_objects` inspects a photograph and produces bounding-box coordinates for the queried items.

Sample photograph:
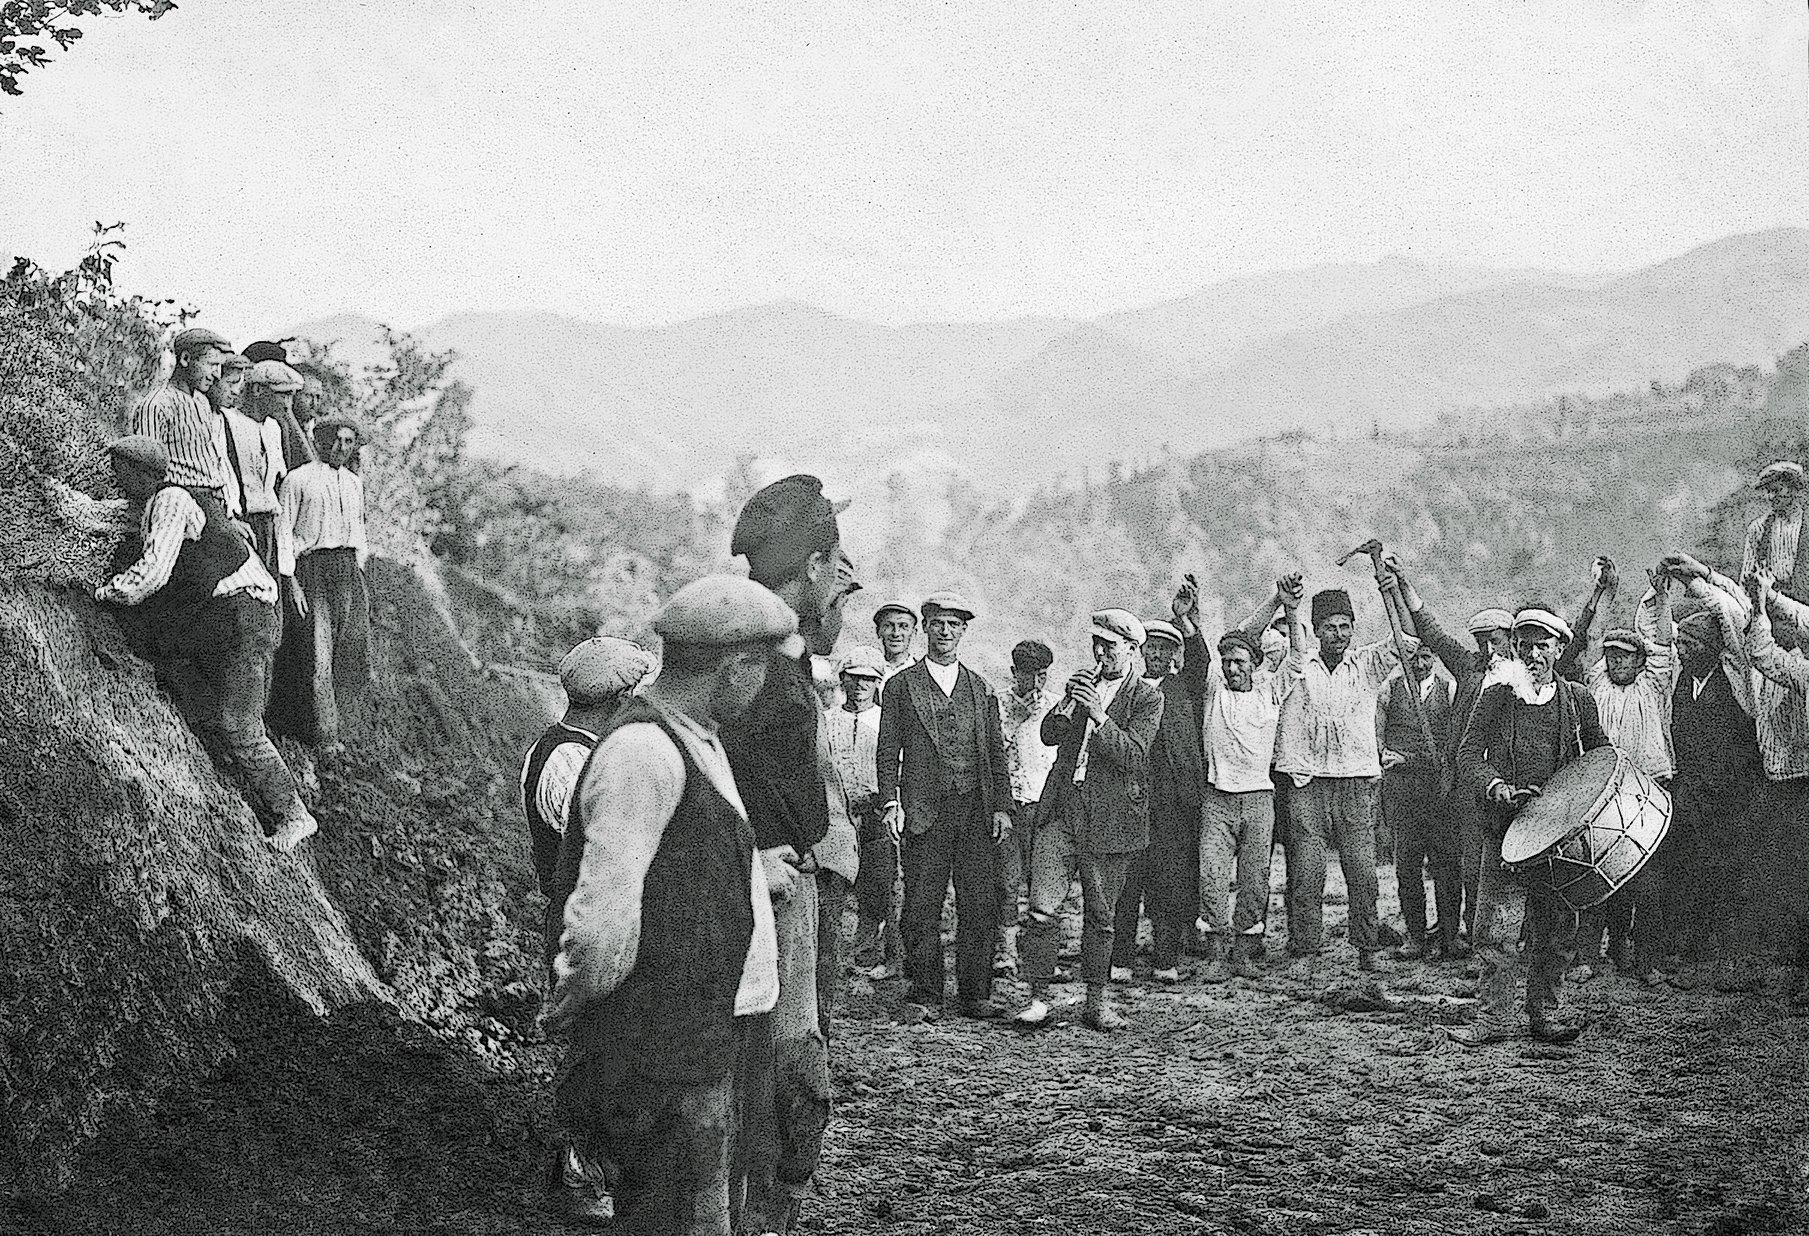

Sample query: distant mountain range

[292,227,1809,495]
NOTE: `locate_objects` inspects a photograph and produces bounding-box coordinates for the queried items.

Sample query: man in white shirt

[544,575,794,1234]
[998,638,1060,977]
[1275,578,1415,974]
[280,414,370,754]
[229,360,305,589]
[1200,590,1305,979]
[831,646,894,976]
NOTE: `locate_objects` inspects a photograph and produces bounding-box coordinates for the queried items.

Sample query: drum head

[1500,746,1621,866]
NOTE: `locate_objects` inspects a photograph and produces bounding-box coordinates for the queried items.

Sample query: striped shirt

[283,461,368,568]
[1745,601,1809,782]
[98,487,277,607]
[1743,505,1803,587]
[1585,588,1677,780]
[132,384,239,514]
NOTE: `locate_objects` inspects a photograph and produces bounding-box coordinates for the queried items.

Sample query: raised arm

[1747,571,1809,692]
[1172,574,1210,703]
[1381,552,1471,680]
[1558,555,1615,680]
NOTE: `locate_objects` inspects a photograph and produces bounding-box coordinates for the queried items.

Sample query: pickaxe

[1335,538,1449,794]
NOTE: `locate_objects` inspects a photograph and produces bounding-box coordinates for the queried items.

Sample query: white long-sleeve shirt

[825,704,881,804]
[1746,597,1809,783]
[1003,686,1060,803]
[550,702,778,1022]
[282,461,367,568]
[1586,588,1677,780]
[1274,636,1410,781]
[96,487,276,607]
[227,411,296,573]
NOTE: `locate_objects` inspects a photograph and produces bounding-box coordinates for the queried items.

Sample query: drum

[1499,746,1672,911]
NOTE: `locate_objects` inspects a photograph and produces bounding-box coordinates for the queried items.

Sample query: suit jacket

[1149,631,1210,806]
[876,660,1012,836]
[1038,673,1165,854]
[719,650,829,854]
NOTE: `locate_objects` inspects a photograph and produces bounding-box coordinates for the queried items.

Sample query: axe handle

[1370,561,1450,795]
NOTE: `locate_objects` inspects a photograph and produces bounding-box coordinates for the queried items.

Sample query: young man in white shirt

[998,638,1060,977]
[831,646,894,976]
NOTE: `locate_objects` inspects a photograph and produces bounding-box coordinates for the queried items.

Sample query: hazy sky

[1,1,1804,343]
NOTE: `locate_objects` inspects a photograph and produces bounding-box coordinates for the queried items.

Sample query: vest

[555,699,755,1083]
[1672,670,1761,790]
[521,722,600,895]
[1384,675,1452,761]
[924,673,980,794]
[129,484,253,655]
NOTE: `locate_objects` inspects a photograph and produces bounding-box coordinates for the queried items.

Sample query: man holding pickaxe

[1274,540,1423,976]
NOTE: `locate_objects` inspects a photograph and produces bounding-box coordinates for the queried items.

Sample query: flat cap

[838,645,886,679]
[242,340,289,364]
[220,352,251,372]
[1512,608,1574,642]
[1755,461,1804,489]
[1601,629,1647,656]
[316,412,364,440]
[1260,627,1289,655]
[246,359,305,392]
[108,434,170,475]
[1089,608,1145,647]
[170,327,233,360]
[872,601,918,625]
[731,474,847,588]
[1467,608,1514,635]
[1143,619,1184,647]
[1011,639,1054,672]
[921,591,976,622]
[653,574,800,648]
[558,636,654,704]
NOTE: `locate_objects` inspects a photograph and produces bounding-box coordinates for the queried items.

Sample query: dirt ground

[13,864,1808,1236]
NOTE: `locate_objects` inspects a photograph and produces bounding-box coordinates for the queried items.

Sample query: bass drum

[1499,746,1672,912]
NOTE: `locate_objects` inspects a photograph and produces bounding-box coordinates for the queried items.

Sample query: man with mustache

[1743,461,1809,605]
[1449,606,1609,1047]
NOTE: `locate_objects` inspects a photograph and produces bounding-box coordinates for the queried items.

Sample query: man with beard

[878,593,1013,1022]
[1275,580,1417,975]
[721,475,862,1236]
[1449,606,1609,1046]
[1743,461,1809,605]
[1014,610,1164,1033]
[133,327,242,527]
[543,576,792,1235]
[998,638,1060,979]
[279,414,371,755]
[1110,583,1209,985]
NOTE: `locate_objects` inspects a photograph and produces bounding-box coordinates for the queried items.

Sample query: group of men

[98,327,372,852]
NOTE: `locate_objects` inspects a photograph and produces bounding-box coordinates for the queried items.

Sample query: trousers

[1285,776,1381,954]
[295,547,370,746]
[899,790,999,1009]
[1199,785,1274,936]
[1473,813,1578,1031]
[1019,790,1131,992]
[1110,792,1202,969]
[1384,767,1459,946]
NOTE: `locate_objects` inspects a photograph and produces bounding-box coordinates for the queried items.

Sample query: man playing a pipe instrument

[1449,606,1610,1047]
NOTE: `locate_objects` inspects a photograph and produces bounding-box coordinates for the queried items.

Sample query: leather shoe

[960,1000,1003,1020]
[900,1001,941,1025]
[1529,1018,1584,1045]
[1443,1023,1516,1048]
[1357,950,1391,974]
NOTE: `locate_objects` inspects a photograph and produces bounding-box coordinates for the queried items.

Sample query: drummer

[1449,605,1610,1047]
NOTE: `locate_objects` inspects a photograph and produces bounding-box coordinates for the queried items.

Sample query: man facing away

[998,638,1060,979]
[96,435,318,852]
[1014,609,1165,1033]
[543,575,793,1235]
[280,414,371,755]
[877,593,1014,1023]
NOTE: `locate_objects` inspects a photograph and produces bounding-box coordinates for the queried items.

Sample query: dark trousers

[1019,791,1133,992]
[996,800,1040,928]
[814,870,848,1043]
[245,510,280,577]
[899,790,999,1009]
[1385,768,1459,946]
[1755,777,1809,968]
[272,547,370,746]
[1652,773,1758,960]
[1474,809,1578,1031]
[1451,784,1487,939]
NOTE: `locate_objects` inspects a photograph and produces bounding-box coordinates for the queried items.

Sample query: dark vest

[1150,674,1205,804]
[521,722,600,895]
[555,699,755,1083]
[1672,669,1762,790]
[924,674,980,793]
[1385,675,1452,761]
[126,484,253,656]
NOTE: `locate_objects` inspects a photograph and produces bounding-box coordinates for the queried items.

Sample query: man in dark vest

[519,636,653,1223]
[544,575,793,1234]
[1014,609,1165,1033]
[719,475,861,1236]
[1450,606,1609,1047]
[876,592,1014,1022]
[1377,642,1456,959]
[1109,584,1208,985]
[95,435,318,851]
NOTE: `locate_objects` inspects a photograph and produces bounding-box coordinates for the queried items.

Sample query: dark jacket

[719,651,829,854]
[1456,679,1609,803]
[876,660,1012,836]
[1380,674,1453,774]
[1148,631,1209,806]
[1038,672,1165,853]
[1415,605,1491,773]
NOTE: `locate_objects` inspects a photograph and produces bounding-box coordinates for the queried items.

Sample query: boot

[848,918,882,971]
[1397,933,1426,961]
[1081,983,1128,1032]
[1229,935,1262,979]
[1200,935,1230,984]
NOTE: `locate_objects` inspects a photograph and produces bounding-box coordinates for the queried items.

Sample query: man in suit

[1013,609,1165,1033]
[1377,643,1455,960]
[877,592,1014,1023]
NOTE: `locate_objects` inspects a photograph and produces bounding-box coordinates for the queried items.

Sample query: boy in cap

[878,592,1014,1022]
[1450,604,1609,1046]
[832,646,897,976]
[132,327,243,527]
[279,413,371,754]
[1274,578,1418,974]
[720,474,861,1236]
[1111,582,1210,985]
[998,637,1060,977]
[96,435,319,852]
[1744,460,1809,604]
[544,575,793,1235]
[521,634,652,1224]
[1015,609,1165,1032]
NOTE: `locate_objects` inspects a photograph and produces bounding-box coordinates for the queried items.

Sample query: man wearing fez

[96,436,319,852]
[279,413,371,754]
[1744,461,1809,604]
[544,576,792,1234]
[1014,610,1165,1033]
[998,638,1060,978]
[1110,583,1209,985]
[720,474,861,1236]
[1275,579,1416,975]
[132,327,242,527]
[876,593,1013,1023]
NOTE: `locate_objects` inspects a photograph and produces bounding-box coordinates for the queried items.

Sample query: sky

[1,0,1805,344]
